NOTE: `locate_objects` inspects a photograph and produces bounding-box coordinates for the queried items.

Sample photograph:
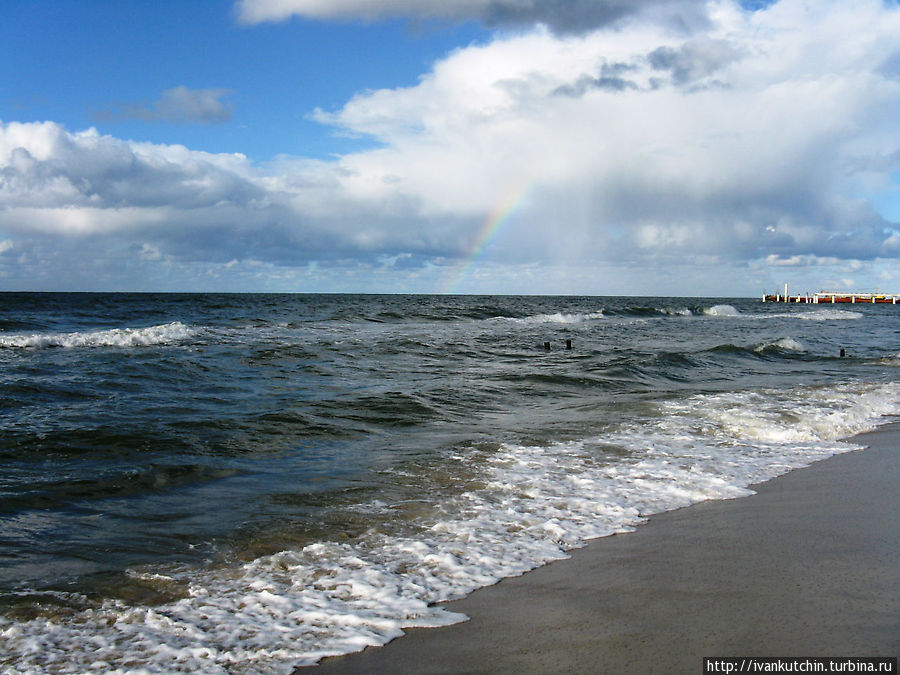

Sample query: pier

[763,284,900,304]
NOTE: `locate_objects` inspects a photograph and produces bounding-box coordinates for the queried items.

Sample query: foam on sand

[313,423,900,673]
[3,381,898,673]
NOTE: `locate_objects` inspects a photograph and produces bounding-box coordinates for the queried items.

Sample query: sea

[0,293,898,673]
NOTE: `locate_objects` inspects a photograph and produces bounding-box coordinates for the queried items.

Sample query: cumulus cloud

[97,86,234,125]
[236,0,710,34]
[0,120,448,274]
[0,122,257,211]
[304,0,900,267]
[2,0,900,292]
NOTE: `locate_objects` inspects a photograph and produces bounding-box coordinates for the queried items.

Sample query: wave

[507,306,696,324]
[600,306,691,318]
[650,381,899,446]
[794,309,863,321]
[472,302,857,325]
[596,304,860,322]
[704,338,806,359]
[766,309,863,321]
[872,354,900,367]
[500,311,606,325]
[0,322,196,349]
[0,464,242,515]
[703,306,861,322]
[5,381,897,673]
[702,304,740,317]
[753,337,807,354]
[657,306,693,317]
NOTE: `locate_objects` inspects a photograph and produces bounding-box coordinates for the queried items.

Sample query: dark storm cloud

[480,0,708,34]
[238,0,710,35]
[553,62,640,96]
[648,39,741,87]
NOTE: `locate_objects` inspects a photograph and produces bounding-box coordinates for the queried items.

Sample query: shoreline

[306,422,900,673]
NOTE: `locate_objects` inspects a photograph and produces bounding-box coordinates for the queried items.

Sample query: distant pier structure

[763,283,900,304]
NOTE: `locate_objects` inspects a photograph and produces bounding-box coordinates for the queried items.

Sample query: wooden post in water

[566,339,572,350]
[544,341,551,351]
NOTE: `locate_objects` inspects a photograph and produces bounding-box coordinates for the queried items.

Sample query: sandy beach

[308,423,900,674]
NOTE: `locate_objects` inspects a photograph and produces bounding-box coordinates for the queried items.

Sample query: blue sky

[2,1,484,160]
[1,0,899,295]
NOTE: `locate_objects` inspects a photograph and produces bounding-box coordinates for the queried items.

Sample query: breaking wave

[502,311,606,324]
[754,337,807,353]
[0,322,196,349]
[702,304,741,317]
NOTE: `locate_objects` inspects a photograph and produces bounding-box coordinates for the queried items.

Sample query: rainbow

[441,184,531,294]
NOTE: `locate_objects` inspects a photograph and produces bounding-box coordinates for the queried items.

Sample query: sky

[1,0,900,296]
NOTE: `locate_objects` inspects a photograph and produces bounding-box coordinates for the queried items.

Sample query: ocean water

[0,293,898,673]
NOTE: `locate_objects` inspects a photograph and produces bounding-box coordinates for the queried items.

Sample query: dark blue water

[1,293,898,672]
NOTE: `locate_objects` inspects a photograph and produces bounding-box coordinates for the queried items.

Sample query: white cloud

[308,0,900,264]
[2,0,900,293]
[765,254,842,267]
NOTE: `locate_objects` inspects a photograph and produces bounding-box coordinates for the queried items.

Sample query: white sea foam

[659,307,693,316]
[0,322,195,349]
[796,309,863,321]
[504,311,606,324]
[3,381,899,674]
[706,306,861,322]
[765,309,863,321]
[702,304,740,316]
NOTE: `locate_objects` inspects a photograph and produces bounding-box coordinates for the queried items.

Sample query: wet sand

[307,423,900,674]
